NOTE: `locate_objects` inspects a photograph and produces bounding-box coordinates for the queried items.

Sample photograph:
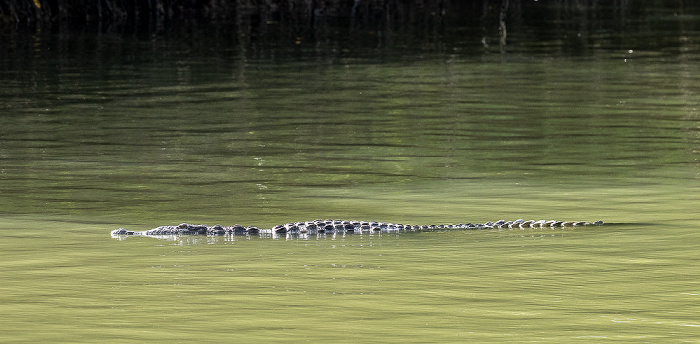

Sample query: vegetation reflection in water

[1,58,696,227]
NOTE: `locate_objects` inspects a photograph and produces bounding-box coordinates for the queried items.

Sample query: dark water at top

[1,3,699,343]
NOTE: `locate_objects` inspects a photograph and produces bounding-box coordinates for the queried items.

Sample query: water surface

[1,5,699,342]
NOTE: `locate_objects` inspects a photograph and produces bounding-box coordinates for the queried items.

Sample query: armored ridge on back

[111,219,604,238]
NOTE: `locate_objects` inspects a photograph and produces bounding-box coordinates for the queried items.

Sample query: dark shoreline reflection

[2,1,698,64]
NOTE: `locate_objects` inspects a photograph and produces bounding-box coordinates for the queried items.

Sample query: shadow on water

[2,1,699,61]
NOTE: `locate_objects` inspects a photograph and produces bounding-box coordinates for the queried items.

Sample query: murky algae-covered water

[1,6,699,343]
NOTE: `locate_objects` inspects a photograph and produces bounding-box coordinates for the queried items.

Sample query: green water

[2,10,700,343]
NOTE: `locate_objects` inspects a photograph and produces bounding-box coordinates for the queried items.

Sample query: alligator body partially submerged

[111,219,603,239]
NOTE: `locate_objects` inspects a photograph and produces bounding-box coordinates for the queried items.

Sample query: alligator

[111,219,603,239]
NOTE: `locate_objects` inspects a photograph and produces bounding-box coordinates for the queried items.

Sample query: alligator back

[111,219,603,238]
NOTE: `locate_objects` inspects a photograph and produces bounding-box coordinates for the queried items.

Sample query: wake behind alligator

[111,219,603,239]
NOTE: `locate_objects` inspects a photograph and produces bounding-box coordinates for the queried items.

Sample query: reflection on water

[112,231,404,244]
[1,3,699,343]
[1,55,696,224]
